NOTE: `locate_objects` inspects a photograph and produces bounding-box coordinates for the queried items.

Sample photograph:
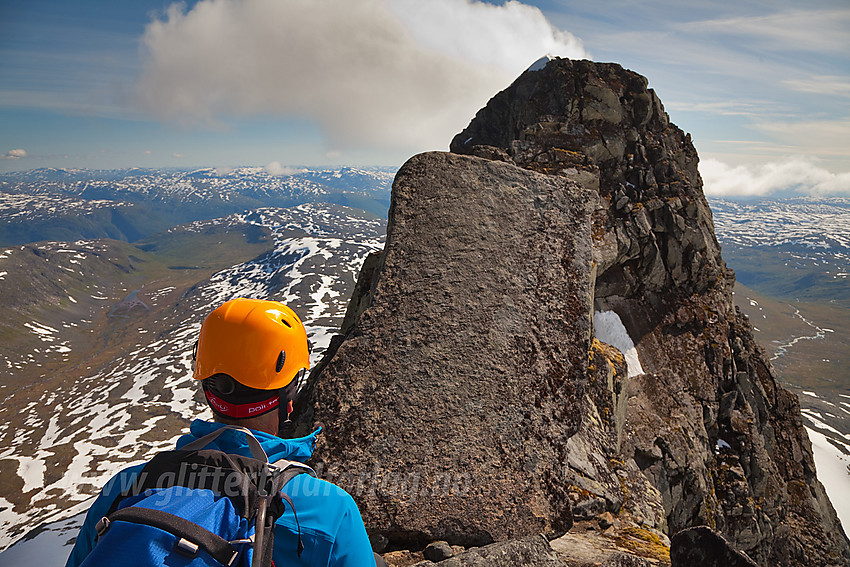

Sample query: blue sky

[1,0,848,195]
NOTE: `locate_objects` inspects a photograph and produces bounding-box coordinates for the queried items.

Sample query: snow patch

[527,54,555,72]
[594,310,644,378]
[806,427,850,538]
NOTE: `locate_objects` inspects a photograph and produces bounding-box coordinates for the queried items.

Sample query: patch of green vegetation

[136,223,272,268]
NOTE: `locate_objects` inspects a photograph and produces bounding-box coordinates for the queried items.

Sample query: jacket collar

[176,419,320,464]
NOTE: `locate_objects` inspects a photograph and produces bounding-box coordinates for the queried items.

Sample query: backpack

[80,425,315,567]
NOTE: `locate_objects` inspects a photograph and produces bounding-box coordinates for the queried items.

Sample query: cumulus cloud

[700,158,850,197]
[1,149,27,160]
[136,0,587,153]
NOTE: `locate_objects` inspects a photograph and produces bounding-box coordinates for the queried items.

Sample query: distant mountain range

[0,166,395,245]
[709,197,850,306]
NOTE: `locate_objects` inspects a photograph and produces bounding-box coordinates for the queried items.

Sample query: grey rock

[572,497,608,521]
[299,57,850,567]
[423,541,455,562]
[450,57,726,306]
[449,57,850,566]
[550,530,666,566]
[415,535,566,566]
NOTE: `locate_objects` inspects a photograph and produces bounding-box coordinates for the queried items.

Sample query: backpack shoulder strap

[269,459,316,559]
[181,425,268,462]
[273,459,317,487]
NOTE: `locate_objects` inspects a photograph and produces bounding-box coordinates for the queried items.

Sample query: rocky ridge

[296,58,850,566]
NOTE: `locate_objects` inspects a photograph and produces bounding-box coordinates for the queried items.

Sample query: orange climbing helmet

[193,298,311,391]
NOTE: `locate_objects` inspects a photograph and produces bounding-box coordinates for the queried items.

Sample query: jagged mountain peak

[451,57,727,310]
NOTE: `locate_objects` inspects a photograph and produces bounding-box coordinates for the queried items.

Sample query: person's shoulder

[285,472,356,502]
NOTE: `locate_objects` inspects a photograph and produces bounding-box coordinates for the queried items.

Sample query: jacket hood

[176,419,320,464]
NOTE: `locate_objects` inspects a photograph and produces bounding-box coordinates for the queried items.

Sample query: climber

[65,297,384,567]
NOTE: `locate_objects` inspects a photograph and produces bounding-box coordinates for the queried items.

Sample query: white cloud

[264,162,303,176]
[783,76,850,98]
[387,0,585,73]
[751,118,850,160]
[1,149,27,160]
[679,8,850,54]
[136,0,587,153]
[700,157,850,197]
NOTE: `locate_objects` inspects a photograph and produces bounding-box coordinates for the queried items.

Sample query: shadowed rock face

[296,152,595,548]
[297,58,850,566]
[670,527,758,567]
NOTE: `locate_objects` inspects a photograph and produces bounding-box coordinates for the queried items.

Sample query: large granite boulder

[295,151,596,548]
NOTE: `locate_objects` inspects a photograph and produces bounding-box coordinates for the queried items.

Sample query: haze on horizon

[1,0,848,197]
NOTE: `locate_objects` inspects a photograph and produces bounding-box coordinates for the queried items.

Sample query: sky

[0,0,848,196]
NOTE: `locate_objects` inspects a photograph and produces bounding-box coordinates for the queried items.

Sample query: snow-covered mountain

[0,166,396,204]
[0,202,386,551]
[709,198,850,252]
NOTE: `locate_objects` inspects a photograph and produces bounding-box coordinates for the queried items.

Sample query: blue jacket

[65,419,376,566]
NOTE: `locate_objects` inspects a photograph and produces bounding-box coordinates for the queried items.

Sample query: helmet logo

[275,350,286,373]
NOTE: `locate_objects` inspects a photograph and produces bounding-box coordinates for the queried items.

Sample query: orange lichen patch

[615,526,671,563]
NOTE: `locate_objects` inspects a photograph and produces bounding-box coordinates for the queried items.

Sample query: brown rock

[295,151,595,548]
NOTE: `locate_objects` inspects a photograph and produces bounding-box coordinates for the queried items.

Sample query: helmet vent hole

[281,318,292,328]
[208,374,236,395]
[276,350,286,373]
